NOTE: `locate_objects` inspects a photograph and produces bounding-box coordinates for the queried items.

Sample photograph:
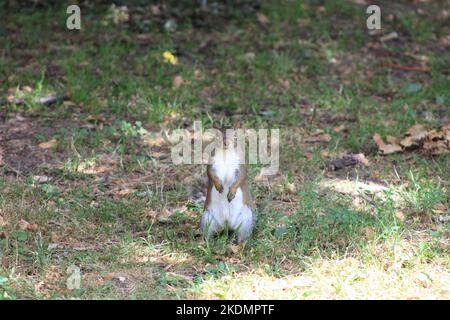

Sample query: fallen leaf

[415,273,433,288]
[86,115,106,123]
[373,133,402,154]
[116,188,134,197]
[95,166,109,173]
[395,211,405,221]
[193,69,202,80]
[399,136,416,148]
[279,79,290,89]
[18,219,30,230]
[320,149,330,158]
[256,13,269,26]
[386,135,398,145]
[38,139,57,149]
[19,219,38,231]
[142,132,165,147]
[333,124,347,133]
[421,125,450,155]
[172,75,183,89]
[432,203,446,214]
[406,124,428,140]
[150,5,161,15]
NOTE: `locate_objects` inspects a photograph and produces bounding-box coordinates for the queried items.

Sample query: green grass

[0,0,449,299]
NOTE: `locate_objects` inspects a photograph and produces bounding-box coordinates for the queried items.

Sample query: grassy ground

[0,0,449,299]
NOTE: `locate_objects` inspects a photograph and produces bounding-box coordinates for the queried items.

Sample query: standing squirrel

[200,121,255,242]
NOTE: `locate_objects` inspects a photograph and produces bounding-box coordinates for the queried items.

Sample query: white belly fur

[209,148,245,229]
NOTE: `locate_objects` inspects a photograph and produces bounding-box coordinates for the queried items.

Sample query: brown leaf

[142,132,165,147]
[19,219,38,231]
[19,219,30,230]
[395,211,405,221]
[399,136,415,148]
[400,124,428,148]
[432,203,446,214]
[172,75,183,89]
[320,149,330,158]
[421,126,450,155]
[333,124,347,133]
[279,79,290,89]
[373,133,402,154]
[256,13,269,26]
[406,124,428,140]
[116,188,134,197]
[38,139,57,149]
[150,5,161,15]
[86,115,106,123]
[386,135,398,145]
[193,69,202,80]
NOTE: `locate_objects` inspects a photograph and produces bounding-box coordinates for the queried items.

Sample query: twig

[383,62,430,73]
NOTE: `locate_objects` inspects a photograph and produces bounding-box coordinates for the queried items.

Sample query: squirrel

[200,121,255,243]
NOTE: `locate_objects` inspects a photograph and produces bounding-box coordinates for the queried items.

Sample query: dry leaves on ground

[19,219,38,231]
[373,133,402,154]
[374,124,449,155]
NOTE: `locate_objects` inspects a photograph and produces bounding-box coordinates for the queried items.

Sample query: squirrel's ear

[233,120,242,129]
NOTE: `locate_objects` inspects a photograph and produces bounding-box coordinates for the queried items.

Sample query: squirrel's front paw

[227,188,236,202]
[215,183,224,193]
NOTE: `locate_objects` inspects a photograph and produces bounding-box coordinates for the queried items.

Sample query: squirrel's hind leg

[231,205,254,243]
[200,210,223,239]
